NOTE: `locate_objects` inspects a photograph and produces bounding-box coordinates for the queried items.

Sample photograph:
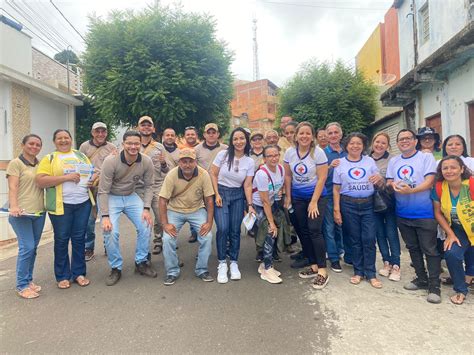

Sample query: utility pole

[252,17,260,81]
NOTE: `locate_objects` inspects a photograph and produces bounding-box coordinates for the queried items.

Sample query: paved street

[0,217,473,354]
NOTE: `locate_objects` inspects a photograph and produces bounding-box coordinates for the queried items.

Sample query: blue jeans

[9,214,46,291]
[101,193,151,270]
[340,196,377,279]
[49,200,91,281]
[84,211,96,251]
[323,196,348,263]
[255,205,278,269]
[444,224,474,295]
[214,184,245,262]
[162,208,212,277]
[374,208,401,266]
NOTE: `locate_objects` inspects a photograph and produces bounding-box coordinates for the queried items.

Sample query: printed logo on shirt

[293,162,308,176]
[397,165,416,186]
[348,167,366,181]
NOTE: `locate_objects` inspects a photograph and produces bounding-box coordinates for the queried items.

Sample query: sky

[1,0,394,86]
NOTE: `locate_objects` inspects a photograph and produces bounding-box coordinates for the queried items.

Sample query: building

[230,79,278,131]
[381,0,474,154]
[0,16,83,241]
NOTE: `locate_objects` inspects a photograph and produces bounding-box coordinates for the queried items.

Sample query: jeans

[323,196,348,263]
[340,196,377,279]
[84,211,97,251]
[374,208,401,266]
[214,184,245,262]
[136,189,163,247]
[101,193,151,270]
[255,205,279,269]
[292,198,328,268]
[397,217,440,288]
[9,214,46,291]
[162,208,212,277]
[444,224,474,295]
[49,200,92,281]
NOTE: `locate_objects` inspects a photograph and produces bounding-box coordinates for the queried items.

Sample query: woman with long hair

[210,127,256,283]
[432,156,474,305]
[7,134,45,299]
[284,122,330,289]
[36,129,95,289]
[369,132,401,281]
[442,135,474,170]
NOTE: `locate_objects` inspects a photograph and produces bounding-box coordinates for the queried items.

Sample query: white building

[381,0,474,155]
[0,16,83,241]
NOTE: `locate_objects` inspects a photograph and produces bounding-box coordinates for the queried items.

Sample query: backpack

[252,164,283,193]
[435,176,474,200]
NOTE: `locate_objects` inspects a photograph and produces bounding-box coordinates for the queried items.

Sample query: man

[322,122,348,272]
[136,116,169,255]
[278,116,293,152]
[195,123,228,171]
[386,129,441,304]
[265,130,279,146]
[178,126,200,149]
[98,131,157,286]
[79,122,117,261]
[159,148,215,285]
[162,128,180,168]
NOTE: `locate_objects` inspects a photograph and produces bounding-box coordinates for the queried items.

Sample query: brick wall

[11,83,30,157]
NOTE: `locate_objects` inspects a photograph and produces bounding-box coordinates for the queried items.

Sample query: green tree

[83,6,233,135]
[54,49,80,72]
[75,97,116,147]
[278,60,378,134]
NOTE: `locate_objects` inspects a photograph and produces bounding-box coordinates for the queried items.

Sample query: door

[425,113,442,140]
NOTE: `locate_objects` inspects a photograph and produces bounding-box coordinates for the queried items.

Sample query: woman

[369,132,401,281]
[7,134,45,299]
[333,133,383,288]
[432,156,474,305]
[442,135,474,171]
[283,122,330,290]
[283,121,298,148]
[253,145,285,284]
[316,128,328,149]
[416,127,442,160]
[211,127,256,283]
[249,130,264,172]
[36,129,94,289]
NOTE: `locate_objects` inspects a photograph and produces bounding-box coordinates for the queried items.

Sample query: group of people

[6,116,473,305]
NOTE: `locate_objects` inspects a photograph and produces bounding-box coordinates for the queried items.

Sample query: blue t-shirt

[284,146,328,200]
[386,151,437,219]
[333,156,379,198]
[324,145,347,196]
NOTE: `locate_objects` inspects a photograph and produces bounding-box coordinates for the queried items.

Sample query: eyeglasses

[251,137,263,141]
[397,137,414,143]
[234,158,239,173]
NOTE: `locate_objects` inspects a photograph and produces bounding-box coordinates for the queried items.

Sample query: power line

[38,1,83,46]
[259,0,388,11]
[49,0,86,42]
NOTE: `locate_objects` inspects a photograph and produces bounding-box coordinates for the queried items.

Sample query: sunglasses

[234,158,239,173]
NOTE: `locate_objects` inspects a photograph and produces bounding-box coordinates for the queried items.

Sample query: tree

[54,49,80,72]
[278,60,378,134]
[75,97,116,147]
[83,6,233,135]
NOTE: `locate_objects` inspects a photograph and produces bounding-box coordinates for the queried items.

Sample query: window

[419,2,430,44]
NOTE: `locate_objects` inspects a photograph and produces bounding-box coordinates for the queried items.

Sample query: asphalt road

[0,217,472,354]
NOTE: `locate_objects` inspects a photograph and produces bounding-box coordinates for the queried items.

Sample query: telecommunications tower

[252,17,260,81]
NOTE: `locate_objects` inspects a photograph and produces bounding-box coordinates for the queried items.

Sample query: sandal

[450,293,466,305]
[350,275,363,285]
[29,282,42,293]
[369,278,383,289]
[18,288,39,299]
[75,275,90,287]
[57,280,71,289]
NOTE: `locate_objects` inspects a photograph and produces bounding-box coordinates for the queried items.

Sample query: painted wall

[355,25,383,83]
[0,80,12,160]
[0,22,32,76]
[383,7,400,81]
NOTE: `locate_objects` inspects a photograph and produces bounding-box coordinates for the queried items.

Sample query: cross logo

[397,165,414,180]
[293,162,308,176]
[348,167,366,180]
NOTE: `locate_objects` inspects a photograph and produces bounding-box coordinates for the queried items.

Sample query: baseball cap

[250,130,264,140]
[416,127,440,141]
[138,116,154,125]
[179,148,196,160]
[92,122,107,130]
[204,123,219,132]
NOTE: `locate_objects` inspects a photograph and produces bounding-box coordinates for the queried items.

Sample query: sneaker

[255,252,263,262]
[258,263,281,277]
[299,268,318,279]
[330,261,342,273]
[135,261,158,278]
[198,272,214,282]
[164,275,178,286]
[106,268,121,286]
[188,233,197,243]
[312,274,330,290]
[404,278,428,291]
[291,258,309,269]
[427,287,441,304]
[217,262,228,284]
[273,254,282,263]
[230,262,241,280]
[152,244,162,255]
[388,265,401,281]
[379,261,392,277]
[290,251,304,260]
[260,268,282,284]
[85,249,94,262]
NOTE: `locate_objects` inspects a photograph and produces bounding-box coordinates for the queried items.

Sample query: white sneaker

[379,261,392,277]
[217,262,228,284]
[230,262,241,280]
[388,265,401,281]
[260,268,282,284]
[258,263,281,277]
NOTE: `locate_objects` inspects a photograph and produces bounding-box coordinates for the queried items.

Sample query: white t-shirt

[283,146,328,200]
[252,164,285,207]
[461,156,474,172]
[333,156,379,198]
[213,150,255,188]
[58,152,92,204]
[386,151,437,219]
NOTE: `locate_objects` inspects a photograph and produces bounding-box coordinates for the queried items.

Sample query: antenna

[252,16,260,81]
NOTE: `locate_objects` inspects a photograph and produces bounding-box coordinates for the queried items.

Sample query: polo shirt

[79,140,117,174]
[159,166,214,213]
[195,141,228,171]
[163,143,180,169]
[250,150,264,171]
[324,145,347,196]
